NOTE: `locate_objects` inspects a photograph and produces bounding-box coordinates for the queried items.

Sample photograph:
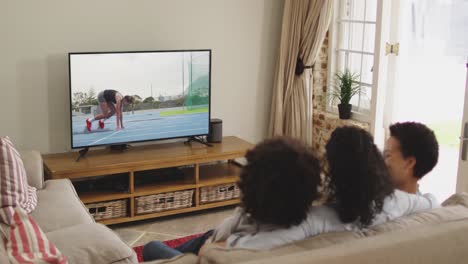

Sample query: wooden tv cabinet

[42,136,253,225]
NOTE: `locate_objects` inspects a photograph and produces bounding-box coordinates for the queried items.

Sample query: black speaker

[208,118,223,143]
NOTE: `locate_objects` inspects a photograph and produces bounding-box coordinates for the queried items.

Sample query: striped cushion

[5,208,67,264]
[0,137,37,225]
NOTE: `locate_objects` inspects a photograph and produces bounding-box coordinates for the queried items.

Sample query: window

[328,0,378,120]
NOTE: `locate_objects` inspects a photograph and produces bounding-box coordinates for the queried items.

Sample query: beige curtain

[268,0,333,144]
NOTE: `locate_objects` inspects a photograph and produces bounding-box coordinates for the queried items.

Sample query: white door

[457,62,468,193]
[381,0,468,201]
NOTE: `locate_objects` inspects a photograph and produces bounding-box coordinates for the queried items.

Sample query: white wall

[0,0,284,153]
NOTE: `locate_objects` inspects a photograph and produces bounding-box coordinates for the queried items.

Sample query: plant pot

[338,103,352,119]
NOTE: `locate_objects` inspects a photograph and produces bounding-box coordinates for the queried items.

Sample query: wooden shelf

[99,217,134,225]
[199,163,241,187]
[42,136,252,225]
[134,182,197,197]
[198,199,241,210]
[80,191,131,204]
[43,136,252,179]
[134,167,196,196]
[132,206,197,221]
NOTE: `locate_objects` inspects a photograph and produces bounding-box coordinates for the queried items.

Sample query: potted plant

[329,69,361,119]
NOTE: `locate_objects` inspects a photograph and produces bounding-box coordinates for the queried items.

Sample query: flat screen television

[69,50,211,149]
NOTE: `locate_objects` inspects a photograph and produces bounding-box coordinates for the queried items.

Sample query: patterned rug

[133,233,203,262]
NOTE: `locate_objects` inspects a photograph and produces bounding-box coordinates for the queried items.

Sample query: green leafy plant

[329,69,361,105]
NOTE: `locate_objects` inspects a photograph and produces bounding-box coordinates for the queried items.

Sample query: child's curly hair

[238,137,321,227]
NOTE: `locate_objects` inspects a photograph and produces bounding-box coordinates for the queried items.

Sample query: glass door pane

[388,0,468,201]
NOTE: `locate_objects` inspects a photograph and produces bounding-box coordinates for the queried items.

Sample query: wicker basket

[135,190,194,215]
[200,183,240,204]
[86,199,127,220]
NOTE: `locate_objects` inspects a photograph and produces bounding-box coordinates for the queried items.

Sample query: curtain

[268,0,333,144]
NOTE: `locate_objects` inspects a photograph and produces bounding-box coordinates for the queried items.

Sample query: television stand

[42,136,252,225]
[75,147,89,162]
[185,136,213,147]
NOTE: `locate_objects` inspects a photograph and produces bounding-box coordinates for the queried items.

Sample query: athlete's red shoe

[99,120,105,129]
[86,119,92,132]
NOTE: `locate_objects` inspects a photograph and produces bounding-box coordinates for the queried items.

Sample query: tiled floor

[110,206,235,247]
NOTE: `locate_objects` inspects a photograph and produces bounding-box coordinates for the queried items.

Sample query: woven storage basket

[86,199,127,220]
[135,189,194,215]
[200,183,240,204]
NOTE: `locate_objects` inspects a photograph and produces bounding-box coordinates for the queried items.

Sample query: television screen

[69,50,211,149]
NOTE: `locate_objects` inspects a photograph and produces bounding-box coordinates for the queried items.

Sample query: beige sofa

[0,151,138,264]
[197,194,468,264]
[3,151,468,264]
[0,151,196,264]
[154,194,468,264]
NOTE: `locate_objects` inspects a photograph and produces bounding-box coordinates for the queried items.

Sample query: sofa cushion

[240,219,468,264]
[293,230,364,249]
[0,137,37,224]
[31,179,94,233]
[5,207,67,264]
[200,231,363,264]
[46,223,136,264]
[19,150,45,190]
[364,192,468,236]
[442,192,468,207]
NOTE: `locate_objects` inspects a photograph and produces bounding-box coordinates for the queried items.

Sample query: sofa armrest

[46,223,137,264]
[19,150,45,190]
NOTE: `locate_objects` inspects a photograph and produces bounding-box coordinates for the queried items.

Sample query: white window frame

[327,0,379,123]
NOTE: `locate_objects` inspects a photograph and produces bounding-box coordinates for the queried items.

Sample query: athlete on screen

[86,90,134,132]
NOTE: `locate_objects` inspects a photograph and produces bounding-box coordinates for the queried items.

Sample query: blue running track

[71,109,209,148]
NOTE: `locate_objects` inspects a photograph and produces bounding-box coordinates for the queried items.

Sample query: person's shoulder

[390,189,430,200]
[391,189,405,199]
[233,206,245,215]
[303,205,346,233]
[389,189,425,201]
[306,205,340,221]
[390,189,440,208]
[420,192,440,207]
[230,206,251,222]
[309,205,336,214]
[382,190,407,207]
[395,189,439,203]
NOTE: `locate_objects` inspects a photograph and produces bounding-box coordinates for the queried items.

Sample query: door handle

[461,123,468,161]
